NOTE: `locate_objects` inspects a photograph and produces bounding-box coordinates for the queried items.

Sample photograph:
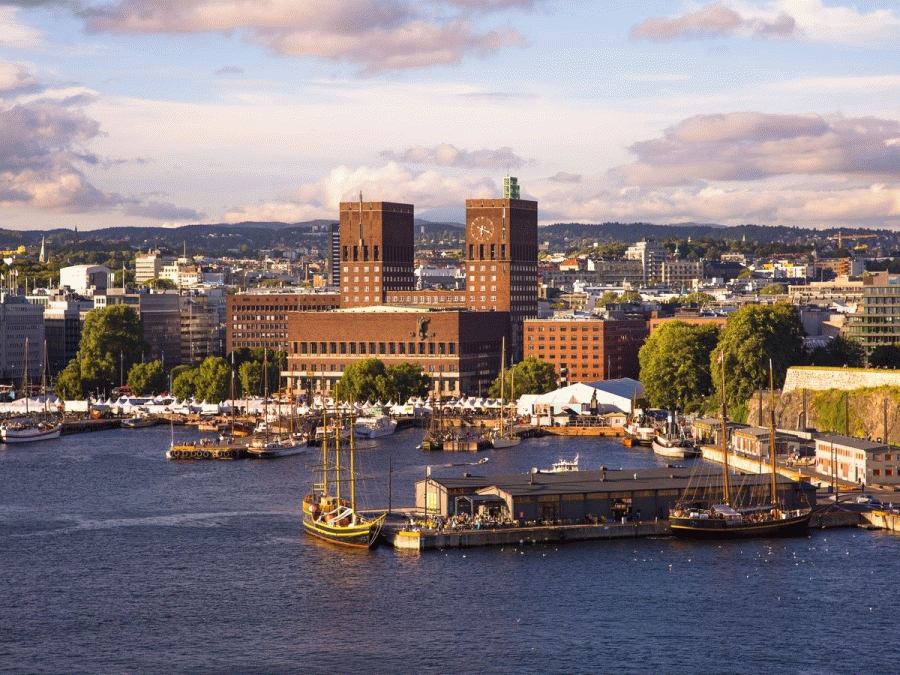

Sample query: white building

[624,240,666,284]
[59,265,113,294]
[135,250,176,284]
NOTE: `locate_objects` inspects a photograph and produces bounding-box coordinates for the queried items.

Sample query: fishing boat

[669,358,812,539]
[491,338,520,449]
[651,412,698,459]
[623,412,656,446]
[1,420,62,443]
[303,390,386,548]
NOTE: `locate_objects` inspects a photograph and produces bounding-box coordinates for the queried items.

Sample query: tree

[193,357,230,403]
[713,303,805,409]
[127,360,168,396]
[679,292,716,306]
[172,368,198,400]
[76,305,149,393]
[760,283,787,295]
[337,358,386,402]
[807,336,865,368]
[638,321,720,412]
[144,278,177,290]
[869,344,900,369]
[239,361,263,397]
[382,362,431,403]
[55,360,85,400]
[488,357,557,399]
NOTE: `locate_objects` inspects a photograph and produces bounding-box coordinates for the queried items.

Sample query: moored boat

[303,390,385,548]
[669,357,811,540]
[247,435,307,459]
[122,414,157,428]
[548,454,579,472]
[1,420,62,443]
[353,414,397,439]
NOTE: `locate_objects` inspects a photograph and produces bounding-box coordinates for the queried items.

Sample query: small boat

[303,389,385,548]
[1,420,62,443]
[549,454,579,472]
[651,414,698,459]
[353,414,397,439]
[247,435,307,459]
[669,357,811,540]
[121,414,157,429]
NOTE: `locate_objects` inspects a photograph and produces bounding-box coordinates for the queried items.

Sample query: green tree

[807,336,866,368]
[55,360,85,400]
[337,358,387,402]
[869,344,900,369]
[639,321,720,412]
[143,278,177,290]
[382,362,431,403]
[714,303,805,409]
[679,291,716,305]
[239,361,263,397]
[488,357,557,399]
[127,360,168,396]
[172,368,198,400]
[77,305,149,393]
[760,283,787,295]
[193,357,230,403]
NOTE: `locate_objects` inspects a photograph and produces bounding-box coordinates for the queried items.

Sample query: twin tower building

[285,179,538,397]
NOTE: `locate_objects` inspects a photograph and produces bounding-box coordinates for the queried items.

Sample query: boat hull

[248,445,307,459]
[1,425,62,443]
[491,437,520,448]
[670,511,812,540]
[651,438,698,459]
[302,513,386,548]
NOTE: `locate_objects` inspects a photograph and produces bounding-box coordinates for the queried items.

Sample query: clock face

[471,216,495,241]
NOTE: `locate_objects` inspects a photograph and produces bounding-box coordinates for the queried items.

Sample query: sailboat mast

[349,396,357,511]
[23,336,29,416]
[263,348,269,442]
[230,351,235,432]
[334,385,342,504]
[720,352,730,505]
[500,336,505,433]
[769,360,778,512]
[320,374,328,493]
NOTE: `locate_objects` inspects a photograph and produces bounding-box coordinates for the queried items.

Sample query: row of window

[292,362,458,373]
[294,341,458,356]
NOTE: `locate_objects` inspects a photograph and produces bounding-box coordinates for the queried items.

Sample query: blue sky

[2,0,900,230]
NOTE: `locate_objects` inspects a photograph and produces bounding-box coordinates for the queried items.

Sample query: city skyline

[2,1,900,231]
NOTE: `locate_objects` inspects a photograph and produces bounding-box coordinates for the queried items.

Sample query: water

[2,426,897,674]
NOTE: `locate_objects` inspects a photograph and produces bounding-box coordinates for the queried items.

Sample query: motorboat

[353,414,397,439]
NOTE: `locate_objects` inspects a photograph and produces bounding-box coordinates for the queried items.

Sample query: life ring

[202,451,211,459]
[170,450,179,459]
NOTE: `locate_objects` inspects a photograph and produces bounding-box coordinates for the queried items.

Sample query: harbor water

[2,425,898,674]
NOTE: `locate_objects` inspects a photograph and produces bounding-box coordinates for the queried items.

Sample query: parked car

[855,494,881,506]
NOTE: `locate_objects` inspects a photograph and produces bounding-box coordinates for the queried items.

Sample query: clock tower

[465,177,538,360]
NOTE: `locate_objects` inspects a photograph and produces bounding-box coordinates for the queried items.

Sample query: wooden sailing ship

[302,390,385,548]
[669,358,812,539]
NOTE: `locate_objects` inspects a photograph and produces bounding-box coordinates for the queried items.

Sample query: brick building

[227,290,340,352]
[286,307,509,396]
[523,316,648,385]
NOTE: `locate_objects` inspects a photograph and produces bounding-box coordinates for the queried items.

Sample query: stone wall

[783,367,900,393]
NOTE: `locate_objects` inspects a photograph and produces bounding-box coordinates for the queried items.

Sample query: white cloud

[0,7,42,48]
[380,143,530,169]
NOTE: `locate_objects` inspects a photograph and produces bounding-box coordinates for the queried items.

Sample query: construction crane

[826,230,877,250]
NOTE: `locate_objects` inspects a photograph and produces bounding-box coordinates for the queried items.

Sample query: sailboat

[669,357,812,539]
[1,338,62,443]
[303,390,386,548]
[247,349,306,459]
[491,337,520,449]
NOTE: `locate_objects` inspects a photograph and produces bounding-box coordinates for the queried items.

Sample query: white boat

[651,434,699,459]
[121,414,157,428]
[353,414,397,439]
[1,421,62,443]
[247,435,308,459]
[549,454,579,472]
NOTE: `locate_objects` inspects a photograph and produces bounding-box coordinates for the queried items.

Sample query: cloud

[0,61,42,97]
[547,171,581,183]
[215,65,244,75]
[80,0,529,73]
[0,6,42,47]
[223,161,496,222]
[459,90,538,101]
[631,1,900,46]
[122,200,204,221]
[380,143,529,169]
[616,112,900,186]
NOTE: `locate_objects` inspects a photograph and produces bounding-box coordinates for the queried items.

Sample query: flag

[716,352,723,364]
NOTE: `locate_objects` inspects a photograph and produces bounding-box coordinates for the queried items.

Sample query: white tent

[518,379,644,417]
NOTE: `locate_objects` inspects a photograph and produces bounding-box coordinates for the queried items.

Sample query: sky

[2,0,900,231]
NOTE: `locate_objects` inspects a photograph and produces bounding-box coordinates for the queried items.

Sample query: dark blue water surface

[2,426,897,674]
